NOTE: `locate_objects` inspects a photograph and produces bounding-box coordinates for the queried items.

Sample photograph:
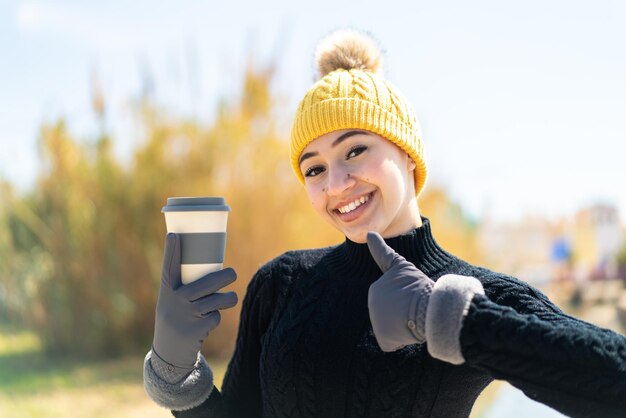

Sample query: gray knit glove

[367,231,434,352]
[152,233,238,372]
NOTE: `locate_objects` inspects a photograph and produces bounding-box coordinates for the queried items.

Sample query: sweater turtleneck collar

[327,217,456,280]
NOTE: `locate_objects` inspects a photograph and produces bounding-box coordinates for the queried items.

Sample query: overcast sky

[2,0,625,224]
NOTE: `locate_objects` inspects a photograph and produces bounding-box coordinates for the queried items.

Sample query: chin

[343,229,369,244]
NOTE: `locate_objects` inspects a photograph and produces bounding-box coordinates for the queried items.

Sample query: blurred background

[1,0,625,417]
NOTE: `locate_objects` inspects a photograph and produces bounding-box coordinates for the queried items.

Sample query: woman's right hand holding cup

[151,233,238,377]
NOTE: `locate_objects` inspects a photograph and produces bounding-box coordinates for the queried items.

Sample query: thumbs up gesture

[366,231,435,352]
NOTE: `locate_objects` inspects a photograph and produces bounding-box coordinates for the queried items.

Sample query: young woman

[144,30,626,418]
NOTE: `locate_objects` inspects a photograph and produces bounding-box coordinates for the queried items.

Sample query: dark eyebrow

[298,130,370,167]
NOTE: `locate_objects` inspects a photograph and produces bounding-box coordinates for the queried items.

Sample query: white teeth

[337,194,370,214]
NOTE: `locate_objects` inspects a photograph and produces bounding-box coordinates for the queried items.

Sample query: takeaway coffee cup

[162,197,231,285]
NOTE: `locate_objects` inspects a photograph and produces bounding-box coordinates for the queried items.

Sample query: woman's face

[299,129,420,243]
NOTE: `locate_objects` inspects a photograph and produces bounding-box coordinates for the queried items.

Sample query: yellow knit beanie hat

[290,29,428,197]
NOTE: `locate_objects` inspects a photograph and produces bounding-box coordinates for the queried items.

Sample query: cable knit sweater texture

[146,218,626,418]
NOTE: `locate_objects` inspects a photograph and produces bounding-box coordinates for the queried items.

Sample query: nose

[326,165,355,196]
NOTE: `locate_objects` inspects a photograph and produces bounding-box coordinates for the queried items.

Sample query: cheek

[351,165,375,183]
[305,185,327,212]
[380,162,407,196]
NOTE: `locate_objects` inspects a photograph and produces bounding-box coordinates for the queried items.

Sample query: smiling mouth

[333,192,375,222]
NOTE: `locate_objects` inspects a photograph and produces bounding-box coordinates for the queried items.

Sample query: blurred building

[477,204,625,285]
[572,204,624,281]
[478,216,557,285]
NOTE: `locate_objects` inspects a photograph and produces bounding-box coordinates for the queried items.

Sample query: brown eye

[305,166,325,177]
[347,145,367,159]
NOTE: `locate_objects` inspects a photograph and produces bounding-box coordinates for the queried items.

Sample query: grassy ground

[0,324,227,418]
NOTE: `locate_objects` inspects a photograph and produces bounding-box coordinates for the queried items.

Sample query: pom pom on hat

[290,29,428,197]
[315,29,383,78]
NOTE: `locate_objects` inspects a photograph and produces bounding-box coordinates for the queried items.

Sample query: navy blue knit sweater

[171,218,626,417]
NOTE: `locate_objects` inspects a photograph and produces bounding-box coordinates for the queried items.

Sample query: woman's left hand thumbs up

[366,231,434,352]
